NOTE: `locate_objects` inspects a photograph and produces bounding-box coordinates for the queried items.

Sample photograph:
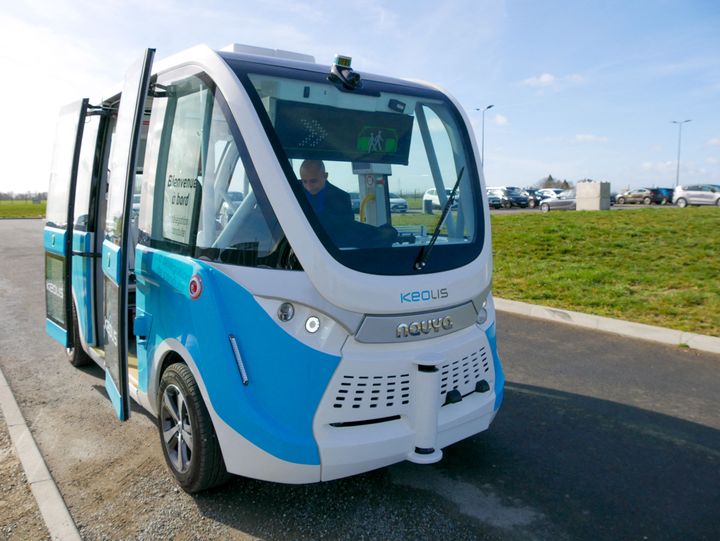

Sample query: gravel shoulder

[0,409,49,540]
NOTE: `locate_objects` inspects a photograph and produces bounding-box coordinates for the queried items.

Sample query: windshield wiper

[414,167,465,271]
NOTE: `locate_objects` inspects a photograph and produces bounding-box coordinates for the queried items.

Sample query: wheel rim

[160,384,193,474]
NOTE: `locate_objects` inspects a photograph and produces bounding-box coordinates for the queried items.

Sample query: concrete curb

[494,297,720,355]
[0,367,82,541]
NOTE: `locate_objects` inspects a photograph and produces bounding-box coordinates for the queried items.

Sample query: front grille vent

[439,348,489,397]
[332,373,411,410]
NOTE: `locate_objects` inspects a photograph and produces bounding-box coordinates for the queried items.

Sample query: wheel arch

[147,339,205,417]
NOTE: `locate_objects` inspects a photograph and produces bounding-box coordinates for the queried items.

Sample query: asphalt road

[1,219,719,540]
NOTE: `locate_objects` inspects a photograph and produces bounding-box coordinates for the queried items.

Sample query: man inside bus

[299,159,354,229]
[298,159,397,248]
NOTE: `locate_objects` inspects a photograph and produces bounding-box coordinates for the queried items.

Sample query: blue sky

[1,0,718,193]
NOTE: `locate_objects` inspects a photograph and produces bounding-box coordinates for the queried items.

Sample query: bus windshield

[230,61,485,275]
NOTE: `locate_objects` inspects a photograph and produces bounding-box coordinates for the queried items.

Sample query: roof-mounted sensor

[328,54,362,90]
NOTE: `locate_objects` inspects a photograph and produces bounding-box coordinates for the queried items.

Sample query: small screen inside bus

[274,101,413,165]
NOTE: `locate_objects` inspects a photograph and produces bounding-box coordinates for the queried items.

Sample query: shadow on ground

[181,382,720,540]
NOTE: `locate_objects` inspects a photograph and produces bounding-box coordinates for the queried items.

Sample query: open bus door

[44,99,89,347]
[101,49,155,421]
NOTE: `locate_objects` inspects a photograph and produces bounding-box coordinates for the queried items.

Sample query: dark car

[539,189,576,212]
[503,186,530,208]
[656,188,674,205]
[523,188,543,209]
[616,188,663,205]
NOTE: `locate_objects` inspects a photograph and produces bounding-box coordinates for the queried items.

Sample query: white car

[388,193,408,213]
[423,188,458,209]
[537,188,564,199]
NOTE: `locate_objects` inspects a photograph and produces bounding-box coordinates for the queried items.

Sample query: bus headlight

[305,316,320,334]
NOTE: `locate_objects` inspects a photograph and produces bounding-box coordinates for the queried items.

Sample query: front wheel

[617,197,625,205]
[716,198,720,207]
[158,363,229,493]
[643,197,652,205]
[676,198,688,208]
[528,199,536,208]
[540,203,550,213]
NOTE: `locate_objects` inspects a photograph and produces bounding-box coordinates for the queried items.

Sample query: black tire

[676,198,688,208]
[540,202,550,213]
[528,199,536,209]
[643,197,652,205]
[158,363,229,493]
[617,197,625,205]
[715,198,720,206]
[502,200,511,209]
[67,302,92,367]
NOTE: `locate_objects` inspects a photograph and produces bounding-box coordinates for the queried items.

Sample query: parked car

[486,191,503,209]
[539,189,576,212]
[616,188,663,205]
[673,184,720,207]
[537,188,564,199]
[523,188,543,209]
[487,186,529,208]
[423,188,458,209]
[487,188,509,208]
[388,193,408,213]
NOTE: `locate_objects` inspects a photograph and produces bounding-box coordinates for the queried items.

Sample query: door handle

[71,251,102,258]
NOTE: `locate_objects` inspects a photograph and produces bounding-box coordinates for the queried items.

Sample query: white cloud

[706,157,719,165]
[521,72,585,89]
[494,114,509,126]
[522,73,556,87]
[576,134,608,142]
[708,138,720,146]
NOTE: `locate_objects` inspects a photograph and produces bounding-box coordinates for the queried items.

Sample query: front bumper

[313,323,500,481]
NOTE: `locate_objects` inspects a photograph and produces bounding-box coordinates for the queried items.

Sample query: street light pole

[671,119,691,188]
[475,105,494,168]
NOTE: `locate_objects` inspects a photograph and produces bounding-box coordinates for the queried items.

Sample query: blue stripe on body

[484,322,505,411]
[44,227,67,256]
[105,370,126,420]
[46,319,67,346]
[135,246,340,465]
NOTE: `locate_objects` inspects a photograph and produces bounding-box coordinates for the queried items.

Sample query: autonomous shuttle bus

[44,44,504,492]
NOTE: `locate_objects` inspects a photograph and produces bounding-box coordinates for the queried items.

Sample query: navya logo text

[400,288,448,304]
[396,316,454,338]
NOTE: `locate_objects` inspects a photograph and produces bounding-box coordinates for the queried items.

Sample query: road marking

[0,366,81,541]
[505,384,569,401]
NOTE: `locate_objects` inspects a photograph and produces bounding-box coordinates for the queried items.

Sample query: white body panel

[314,316,498,481]
[147,45,493,316]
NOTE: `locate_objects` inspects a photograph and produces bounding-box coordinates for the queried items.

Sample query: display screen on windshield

[274,101,414,164]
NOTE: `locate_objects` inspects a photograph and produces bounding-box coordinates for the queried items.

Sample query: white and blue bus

[44,44,504,493]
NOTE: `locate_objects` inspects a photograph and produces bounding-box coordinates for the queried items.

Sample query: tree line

[0,192,48,201]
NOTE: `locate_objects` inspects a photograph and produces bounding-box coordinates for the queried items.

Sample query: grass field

[6,197,717,336]
[0,200,46,218]
[490,207,720,336]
